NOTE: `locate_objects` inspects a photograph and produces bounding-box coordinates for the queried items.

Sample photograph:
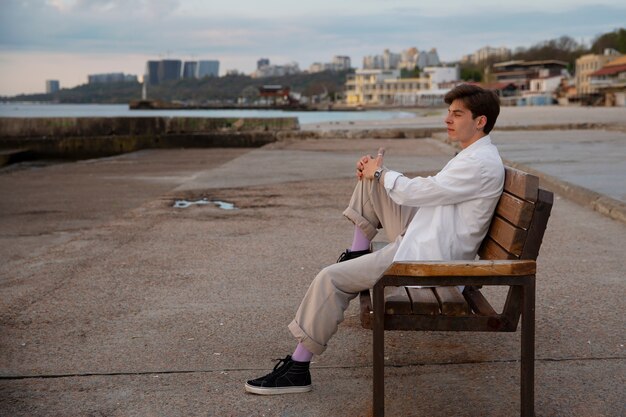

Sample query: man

[245,84,505,395]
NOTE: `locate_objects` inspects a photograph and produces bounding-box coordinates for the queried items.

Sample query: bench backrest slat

[478,166,552,261]
[503,166,539,202]
[486,216,527,257]
[495,192,535,230]
[478,237,518,260]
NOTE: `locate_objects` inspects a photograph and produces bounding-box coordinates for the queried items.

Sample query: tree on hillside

[240,86,260,103]
[590,28,626,54]
[510,35,585,72]
[400,67,420,78]
[460,64,483,82]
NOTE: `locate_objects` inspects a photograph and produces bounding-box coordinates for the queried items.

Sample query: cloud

[2,0,624,58]
[0,0,625,95]
[47,0,183,17]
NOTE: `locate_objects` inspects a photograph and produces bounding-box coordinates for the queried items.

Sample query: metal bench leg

[521,279,535,417]
[373,284,385,417]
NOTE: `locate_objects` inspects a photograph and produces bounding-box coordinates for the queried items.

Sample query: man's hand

[356,147,385,180]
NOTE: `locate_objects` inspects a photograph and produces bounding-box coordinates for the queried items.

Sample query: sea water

[0,103,416,125]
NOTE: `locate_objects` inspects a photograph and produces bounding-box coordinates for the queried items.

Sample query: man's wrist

[374,167,386,182]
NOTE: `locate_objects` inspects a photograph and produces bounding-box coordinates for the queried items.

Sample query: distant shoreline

[128,99,362,112]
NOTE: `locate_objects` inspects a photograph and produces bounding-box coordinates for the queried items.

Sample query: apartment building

[491,60,568,90]
[144,59,181,85]
[462,46,511,64]
[253,60,300,78]
[414,49,441,69]
[182,62,198,79]
[309,56,352,73]
[575,49,622,96]
[88,73,137,84]
[158,60,182,83]
[145,59,220,84]
[46,80,60,93]
[589,55,626,106]
[332,55,351,71]
[363,50,401,70]
[145,61,160,85]
[363,48,440,71]
[197,60,220,78]
[345,69,432,106]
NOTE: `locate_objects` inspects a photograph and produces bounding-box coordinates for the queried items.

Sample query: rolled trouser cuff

[288,320,327,356]
[342,207,378,241]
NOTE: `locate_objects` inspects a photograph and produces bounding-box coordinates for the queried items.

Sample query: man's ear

[477,115,487,131]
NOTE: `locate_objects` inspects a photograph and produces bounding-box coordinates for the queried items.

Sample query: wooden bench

[359,166,554,417]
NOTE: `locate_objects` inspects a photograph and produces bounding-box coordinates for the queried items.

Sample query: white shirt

[383,135,504,262]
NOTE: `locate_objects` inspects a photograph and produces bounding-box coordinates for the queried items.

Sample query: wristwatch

[374,167,385,182]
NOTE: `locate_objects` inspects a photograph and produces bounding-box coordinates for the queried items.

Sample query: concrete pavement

[1,121,625,416]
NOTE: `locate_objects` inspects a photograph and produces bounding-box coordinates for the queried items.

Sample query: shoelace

[336,250,350,263]
[337,249,370,263]
[271,356,291,372]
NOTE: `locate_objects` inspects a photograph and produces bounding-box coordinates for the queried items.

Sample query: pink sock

[292,343,314,362]
[351,225,370,252]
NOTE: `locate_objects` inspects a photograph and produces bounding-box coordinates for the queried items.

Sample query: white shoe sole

[244,383,312,395]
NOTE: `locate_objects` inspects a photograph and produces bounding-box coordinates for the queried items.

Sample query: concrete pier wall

[0,116,299,137]
[0,117,299,161]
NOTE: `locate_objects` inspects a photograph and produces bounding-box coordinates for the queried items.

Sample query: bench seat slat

[433,287,471,316]
[384,287,412,314]
[407,287,440,315]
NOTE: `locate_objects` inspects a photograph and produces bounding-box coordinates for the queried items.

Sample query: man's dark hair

[444,84,500,134]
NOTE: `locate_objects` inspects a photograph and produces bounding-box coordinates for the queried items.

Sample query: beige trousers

[288,178,418,355]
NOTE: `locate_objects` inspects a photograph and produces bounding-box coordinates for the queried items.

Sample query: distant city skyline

[1,0,625,96]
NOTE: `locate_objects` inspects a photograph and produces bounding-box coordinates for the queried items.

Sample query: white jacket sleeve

[383,155,487,207]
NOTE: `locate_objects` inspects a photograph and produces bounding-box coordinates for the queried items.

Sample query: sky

[1,0,625,96]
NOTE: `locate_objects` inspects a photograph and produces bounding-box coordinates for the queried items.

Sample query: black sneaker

[336,249,371,263]
[245,355,312,395]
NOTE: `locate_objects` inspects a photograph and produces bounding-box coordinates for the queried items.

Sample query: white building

[345,69,435,106]
[528,75,563,94]
[423,66,460,88]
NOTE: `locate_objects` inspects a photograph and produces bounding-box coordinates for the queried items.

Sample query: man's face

[444,99,486,148]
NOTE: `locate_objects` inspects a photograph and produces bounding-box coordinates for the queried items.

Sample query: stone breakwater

[0,116,299,161]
